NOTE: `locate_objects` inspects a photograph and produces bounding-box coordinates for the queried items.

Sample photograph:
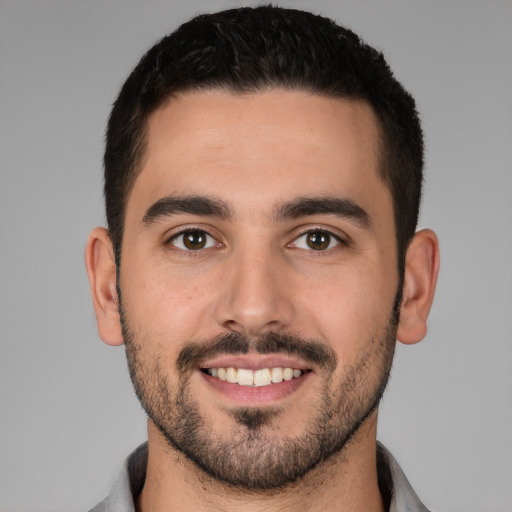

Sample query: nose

[214,244,294,337]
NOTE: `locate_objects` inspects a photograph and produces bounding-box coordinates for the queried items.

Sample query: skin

[86,90,439,512]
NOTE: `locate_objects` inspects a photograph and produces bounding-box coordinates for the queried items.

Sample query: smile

[202,367,306,387]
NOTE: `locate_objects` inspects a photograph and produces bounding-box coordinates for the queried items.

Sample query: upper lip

[200,354,314,372]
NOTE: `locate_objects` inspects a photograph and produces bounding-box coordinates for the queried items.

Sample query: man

[85,5,439,511]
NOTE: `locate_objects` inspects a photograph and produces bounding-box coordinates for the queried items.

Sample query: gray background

[1,1,511,511]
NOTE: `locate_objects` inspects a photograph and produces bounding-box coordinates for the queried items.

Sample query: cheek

[121,258,216,343]
[297,264,394,358]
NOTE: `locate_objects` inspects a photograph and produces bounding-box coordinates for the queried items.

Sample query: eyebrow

[142,195,232,225]
[142,194,371,229]
[274,196,371,229]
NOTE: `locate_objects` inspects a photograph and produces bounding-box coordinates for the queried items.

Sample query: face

[119,90,400,489]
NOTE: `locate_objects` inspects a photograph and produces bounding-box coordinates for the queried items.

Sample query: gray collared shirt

[89,442,431,512]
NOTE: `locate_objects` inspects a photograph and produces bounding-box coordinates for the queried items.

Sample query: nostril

[223,320,241,332]
[222,318,287,337]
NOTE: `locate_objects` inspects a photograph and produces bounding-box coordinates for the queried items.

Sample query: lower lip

[200,371,312,404]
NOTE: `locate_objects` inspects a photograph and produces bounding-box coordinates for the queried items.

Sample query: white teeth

[237,368,254,386]
[283,368,294,381]
[271,367,283,383]
[226,367,237,383]
[254,368,272,387]
[205,366,304,387]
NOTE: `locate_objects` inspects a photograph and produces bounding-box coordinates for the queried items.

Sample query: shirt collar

[89,442,430,512]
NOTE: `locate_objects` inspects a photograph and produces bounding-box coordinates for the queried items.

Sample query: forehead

[128,89,390,225]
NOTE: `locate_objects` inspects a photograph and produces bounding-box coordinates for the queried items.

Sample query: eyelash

[166,227,221,253]
[165,226,348,254]
[288,228,347,252]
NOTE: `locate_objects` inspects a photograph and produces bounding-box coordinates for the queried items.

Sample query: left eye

[169,230,217,251]
[292,230,341,251]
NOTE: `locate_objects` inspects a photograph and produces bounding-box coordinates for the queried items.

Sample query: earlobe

[397,229,440,345]
[85,227,124,346]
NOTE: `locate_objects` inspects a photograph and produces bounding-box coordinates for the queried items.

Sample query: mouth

[200,366,309,387]
[197,355,314,404]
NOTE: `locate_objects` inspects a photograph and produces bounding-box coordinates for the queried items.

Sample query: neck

[137,414,385,512]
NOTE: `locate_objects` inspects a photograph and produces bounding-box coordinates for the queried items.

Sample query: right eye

[291,229,342,251]
[168,229,217,251]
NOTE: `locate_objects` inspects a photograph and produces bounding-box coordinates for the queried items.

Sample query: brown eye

[184,231,207,250]
[306,231,331,250]
[292,230,341,251]
[170,230,215,251]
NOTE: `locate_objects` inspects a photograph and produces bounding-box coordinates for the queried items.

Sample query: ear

[85,227,124,346]
[397,229,440,345]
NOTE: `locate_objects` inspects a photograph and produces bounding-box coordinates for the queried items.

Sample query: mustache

[176,331,337,373]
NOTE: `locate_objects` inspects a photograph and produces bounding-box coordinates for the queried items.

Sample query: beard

[121,306,398,491]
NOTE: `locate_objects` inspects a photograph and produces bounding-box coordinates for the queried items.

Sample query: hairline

[113,84,397,267]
